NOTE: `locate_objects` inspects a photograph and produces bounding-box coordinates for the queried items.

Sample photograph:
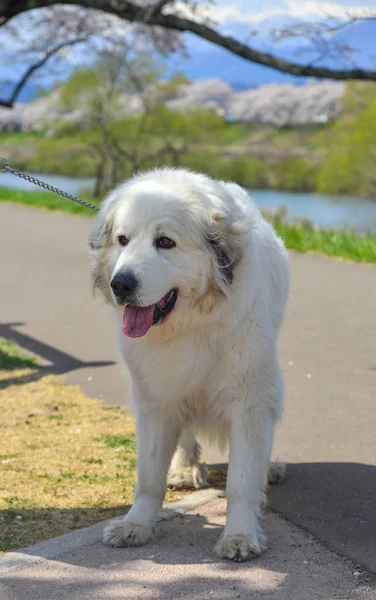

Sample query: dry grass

[0,339,189,552]
[0,338,224,553]
[0,371,137,552]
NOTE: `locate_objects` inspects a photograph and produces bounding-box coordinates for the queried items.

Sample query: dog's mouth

[122,289,178,338]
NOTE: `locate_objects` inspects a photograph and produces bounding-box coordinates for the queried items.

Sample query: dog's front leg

[215,376,281,562]
[103,406,179,548]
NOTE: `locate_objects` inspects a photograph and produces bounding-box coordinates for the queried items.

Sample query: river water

[1,171,376,235]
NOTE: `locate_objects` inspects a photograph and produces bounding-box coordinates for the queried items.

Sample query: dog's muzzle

[110,271,138,303]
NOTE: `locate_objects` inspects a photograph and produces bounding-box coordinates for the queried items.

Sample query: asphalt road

[1,202,375,573]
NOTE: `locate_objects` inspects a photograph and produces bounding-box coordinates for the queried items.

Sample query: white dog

[89,168,289,562]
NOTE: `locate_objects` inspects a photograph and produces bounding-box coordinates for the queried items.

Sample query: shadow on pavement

[267,462,376,574]
[4,462,374,575]
[0,322,115,388]
[0,506,131,556]
[3,499,375,600]
[208,461,376,573]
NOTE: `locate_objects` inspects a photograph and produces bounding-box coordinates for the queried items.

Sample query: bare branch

[0,3,183,109]
[145,0,172,20]
[0,0,376,85]
[0,35,89,108]
[274,14,376,41]
[273,11,376,69]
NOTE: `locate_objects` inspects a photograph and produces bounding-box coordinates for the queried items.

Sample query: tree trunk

[110,157,118,189]
[93,161,105,199]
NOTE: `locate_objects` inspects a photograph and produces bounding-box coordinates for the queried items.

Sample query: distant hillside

[0,78,345,132]
[167,79,345,126]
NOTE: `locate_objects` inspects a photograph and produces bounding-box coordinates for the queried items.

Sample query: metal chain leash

[0,158,100,212]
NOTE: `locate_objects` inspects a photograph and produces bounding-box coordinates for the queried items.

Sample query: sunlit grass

[0,337,37,371]
[0,338,184,552]
[271,219,376,264]
[0,186,99,215]
[0,338,221,552]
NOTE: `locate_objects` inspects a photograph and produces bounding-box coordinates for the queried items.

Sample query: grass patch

[0,336,192,552]
[0,186,98,216]
[273,221,376,264]
[0,338,37,371]
[0,372,136,552]
[0,131,42,145]
[94,434,136,450]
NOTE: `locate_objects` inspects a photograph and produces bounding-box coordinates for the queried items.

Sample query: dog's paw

[102,519,154,548]
[267,461,286,485]
[167,461,209,489]
[215,528,267,562]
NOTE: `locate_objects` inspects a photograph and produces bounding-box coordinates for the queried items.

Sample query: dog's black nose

[110,271,138,301]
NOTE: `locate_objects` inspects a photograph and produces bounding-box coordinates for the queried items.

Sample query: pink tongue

[122,304,154,338]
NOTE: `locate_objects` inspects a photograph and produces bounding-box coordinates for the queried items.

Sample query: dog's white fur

[89,168,289,562]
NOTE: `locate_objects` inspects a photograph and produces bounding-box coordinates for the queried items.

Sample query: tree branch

[0,35,89,108]
[1,1,376,82]
[145,0,171,20]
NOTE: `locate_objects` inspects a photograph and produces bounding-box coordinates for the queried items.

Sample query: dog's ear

[89,195,117,252]
[89,217,113,251]
[89,195,118,303]
[205,212,247,292]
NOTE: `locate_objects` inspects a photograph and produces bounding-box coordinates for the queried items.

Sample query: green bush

[272,157,318,192]
[22,137,96,177]
[181,152,269,188]
[317,83,376,197]
[181,150,226,177]
[227,157,269,188]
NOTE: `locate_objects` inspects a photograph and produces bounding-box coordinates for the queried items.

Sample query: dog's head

[89,169,251,338]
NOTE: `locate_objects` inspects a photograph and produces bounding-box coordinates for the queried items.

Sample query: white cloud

[286,0,376,20]
[165,1,284,24]
[212,6,284,24]
[166,0,375,26]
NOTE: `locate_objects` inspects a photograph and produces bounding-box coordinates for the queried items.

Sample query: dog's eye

[156,237,176,249]
[118,235,129,247]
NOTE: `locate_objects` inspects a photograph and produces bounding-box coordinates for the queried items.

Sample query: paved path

[1,202,376,577]
[1,493,375,600]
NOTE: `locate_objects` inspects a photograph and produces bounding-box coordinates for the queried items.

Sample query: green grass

[0,186,99,216]
[94,434,137,450]
[0,131,42,145]
[0,338,37,371]
[273,221,376,264]
[0,338,195,553]
[1,186,375,265]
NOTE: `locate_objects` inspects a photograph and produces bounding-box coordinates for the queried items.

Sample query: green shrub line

[2,81,376,198]
[7,152,319,194]
[1,186,375,265]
